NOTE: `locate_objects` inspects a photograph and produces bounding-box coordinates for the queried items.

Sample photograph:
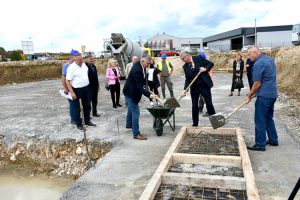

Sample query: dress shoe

[133,135,147,140]
[126,126,132,129]
[247,145,265,151]
[117,104,122,107]
[266,140,279,146]
[229,92,233,96]
[93,113,100,117]
[192,124,198,127]
[113,105,117,108]
[77,125,83,130]
[86,122,96,127]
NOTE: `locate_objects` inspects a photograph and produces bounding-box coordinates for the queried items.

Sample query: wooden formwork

[139,127,260,200]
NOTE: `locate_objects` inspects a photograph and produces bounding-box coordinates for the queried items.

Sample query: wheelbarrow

[147,105,176,136]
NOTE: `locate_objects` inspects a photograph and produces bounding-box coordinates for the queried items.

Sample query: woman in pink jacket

[106,59,122,108]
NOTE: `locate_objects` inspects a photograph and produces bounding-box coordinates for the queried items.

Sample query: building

[147,33,203,56]
[203,25,293,51]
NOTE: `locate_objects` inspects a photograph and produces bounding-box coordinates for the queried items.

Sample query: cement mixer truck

[105,33,149,79]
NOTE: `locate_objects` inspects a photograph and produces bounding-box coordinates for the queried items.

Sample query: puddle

[0,167,72,200]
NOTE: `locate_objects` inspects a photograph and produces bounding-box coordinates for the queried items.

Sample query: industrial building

[203,25,293,51]
[147,33,203,55]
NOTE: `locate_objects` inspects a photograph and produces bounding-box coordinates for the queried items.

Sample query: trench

[0,136,112,199]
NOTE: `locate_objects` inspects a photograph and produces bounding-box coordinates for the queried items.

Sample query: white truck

[292,24,300,45]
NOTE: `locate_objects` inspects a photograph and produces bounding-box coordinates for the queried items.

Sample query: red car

[159,50,179,57]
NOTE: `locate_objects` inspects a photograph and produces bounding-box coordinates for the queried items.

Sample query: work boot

[229,92,233,96]
[170,89,174,98]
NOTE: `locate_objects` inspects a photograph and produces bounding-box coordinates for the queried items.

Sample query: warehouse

[147,33,202,55]
[203,25,293,51]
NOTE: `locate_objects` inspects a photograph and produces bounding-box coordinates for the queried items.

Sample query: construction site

[0,39,300,200]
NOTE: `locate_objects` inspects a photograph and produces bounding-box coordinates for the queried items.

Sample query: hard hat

[70,49,80,56]
[161,53,167,59]
[197,52,206,59]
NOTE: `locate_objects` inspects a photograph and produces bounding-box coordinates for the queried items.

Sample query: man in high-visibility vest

[157,53,174,99]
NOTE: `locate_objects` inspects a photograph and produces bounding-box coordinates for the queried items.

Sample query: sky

[0,0,299,53]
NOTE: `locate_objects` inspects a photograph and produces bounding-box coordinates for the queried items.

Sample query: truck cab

[292,24,300,45]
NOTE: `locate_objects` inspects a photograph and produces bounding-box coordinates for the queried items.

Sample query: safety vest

[157,61,172,74]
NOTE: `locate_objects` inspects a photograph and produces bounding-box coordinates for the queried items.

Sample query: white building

[147,33,202,56]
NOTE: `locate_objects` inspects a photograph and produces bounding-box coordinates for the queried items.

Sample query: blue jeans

[254,96,278,147]
[125,96,140,137]
[68,98,76,122]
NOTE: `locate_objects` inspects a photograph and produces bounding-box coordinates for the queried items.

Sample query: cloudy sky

[0,0,298,53]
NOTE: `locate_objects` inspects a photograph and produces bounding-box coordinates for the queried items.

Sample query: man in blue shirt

[246,46,278,151]
[61,50,77,124]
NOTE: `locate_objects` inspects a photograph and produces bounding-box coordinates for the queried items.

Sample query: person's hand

[114,76,118,79]
[64,89,69,95]
[245,95,251,104]
[181,91,187,98]
[200,67,207,72]
[236,73,240,77]
[71,92,77,100]
[150,94,158,99]
[246,64,249,68]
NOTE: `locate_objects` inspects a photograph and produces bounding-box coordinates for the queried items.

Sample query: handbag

[234,78,244,89]
[105,83,110,91]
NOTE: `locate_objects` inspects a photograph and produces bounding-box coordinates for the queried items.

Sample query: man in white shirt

[66,52,96,130]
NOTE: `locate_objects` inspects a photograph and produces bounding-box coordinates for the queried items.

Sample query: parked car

[159,50,179,57]
[241,45,252,52]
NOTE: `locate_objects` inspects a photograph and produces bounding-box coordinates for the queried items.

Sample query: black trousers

[247,71,253,90]
[73,86,91,126]
[191,86,216,126]
[88,86,98,114]
[109,82,120,107]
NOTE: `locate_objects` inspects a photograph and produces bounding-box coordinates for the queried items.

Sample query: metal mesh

[154,184,247,200]
[177,131,240,156]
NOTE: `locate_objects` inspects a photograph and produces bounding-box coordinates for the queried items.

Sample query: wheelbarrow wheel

[154,118,163,136]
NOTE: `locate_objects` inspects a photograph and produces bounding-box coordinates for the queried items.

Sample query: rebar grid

[168,163,244,177]
[154,184,247,200]
[178,131,240,156]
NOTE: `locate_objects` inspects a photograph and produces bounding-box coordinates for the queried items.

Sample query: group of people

[228,47,278,151]
[61,50,99,130]
[62,46,279,151]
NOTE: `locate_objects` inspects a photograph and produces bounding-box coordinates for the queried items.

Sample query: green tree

[10,50,22,61]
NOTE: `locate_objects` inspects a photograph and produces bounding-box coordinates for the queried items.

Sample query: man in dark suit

[86,55,100,117]
[123,57,158,140]
[180,51,216,126]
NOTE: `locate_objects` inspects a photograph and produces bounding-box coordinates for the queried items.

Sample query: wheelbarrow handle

[177,70,203,102]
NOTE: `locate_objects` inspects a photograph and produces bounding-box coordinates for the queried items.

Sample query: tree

[10,50,22,61]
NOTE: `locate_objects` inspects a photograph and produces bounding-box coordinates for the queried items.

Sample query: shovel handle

[177,70,203,103]
[226,100,248,119]
[149,90,165,104]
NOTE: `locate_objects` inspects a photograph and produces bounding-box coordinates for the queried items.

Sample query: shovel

[209,99,249,129]
[164,70,203,108]
[79,99,94,168]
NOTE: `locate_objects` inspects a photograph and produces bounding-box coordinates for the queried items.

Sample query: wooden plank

[236,128,260,200]
[162,172,246,190]
[139,126,187,200]
[186,127,237,135]
[172,153,241,167]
